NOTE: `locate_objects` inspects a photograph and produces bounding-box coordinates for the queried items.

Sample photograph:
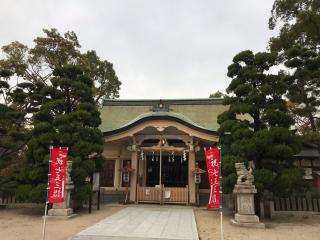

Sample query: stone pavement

[70,206,199,240]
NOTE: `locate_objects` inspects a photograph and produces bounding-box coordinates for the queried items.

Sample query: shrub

[253,169,276,193]
[29,184,46,203]
[274,168,308,196]
[15,184,32,202]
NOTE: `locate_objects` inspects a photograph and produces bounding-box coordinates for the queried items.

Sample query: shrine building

[99,98,228,205]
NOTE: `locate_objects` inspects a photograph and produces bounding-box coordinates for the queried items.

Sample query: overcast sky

[1,0,276,99]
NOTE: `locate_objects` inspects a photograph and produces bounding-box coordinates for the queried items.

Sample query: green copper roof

[99,98,228,134]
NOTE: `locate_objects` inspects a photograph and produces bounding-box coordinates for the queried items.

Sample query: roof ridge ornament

[150,100,171,112]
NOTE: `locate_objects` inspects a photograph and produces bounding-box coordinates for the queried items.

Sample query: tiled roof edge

[103,98,224,106]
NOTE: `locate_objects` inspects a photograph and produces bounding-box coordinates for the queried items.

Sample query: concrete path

[70,206,199,240]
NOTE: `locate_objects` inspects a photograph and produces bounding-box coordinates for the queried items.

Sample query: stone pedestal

[48,161,75,218]
[231,183,265,228]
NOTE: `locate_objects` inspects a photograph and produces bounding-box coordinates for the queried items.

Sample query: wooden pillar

[129,151,138,202]
[114,158,121,189]
[188,149,196,205]
[139,156,145,186]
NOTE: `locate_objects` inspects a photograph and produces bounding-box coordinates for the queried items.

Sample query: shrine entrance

[102,109,220,205]
[146,153,188,187]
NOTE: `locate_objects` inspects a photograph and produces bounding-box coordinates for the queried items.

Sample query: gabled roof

[103,111,219,135]
[100,98,228,134]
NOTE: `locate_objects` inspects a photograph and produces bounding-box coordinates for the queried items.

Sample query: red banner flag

[48,148,68,203]
[205,148,221,209]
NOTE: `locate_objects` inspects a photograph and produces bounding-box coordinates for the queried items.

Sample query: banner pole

[219,146,224,240]
[42,146,52,240]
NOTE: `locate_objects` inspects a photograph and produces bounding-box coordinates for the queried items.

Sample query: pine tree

[284,46,320,133]
[1,29,121,106]
[218,50,301,194]
[0,69,21,200]
[22,65,104,204]
[269,0,320,51]
[269,0,320,145]
[0,69,28,167]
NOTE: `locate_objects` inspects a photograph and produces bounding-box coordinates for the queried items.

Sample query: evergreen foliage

[0,29,120,203]
[23,65,104,204]
[284,46,320,133]
[269,0,320,144]
[269,0,320,51]
[0,69,28,167]
[218,50,302,194]
[209,91,224,98]
[0,68,35,200]
[0,176,17,200]
[274,168,307,196]
[1,29,121,106]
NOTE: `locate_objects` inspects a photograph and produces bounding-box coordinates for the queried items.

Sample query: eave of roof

[294,149,320,158]
[102,111,219,136]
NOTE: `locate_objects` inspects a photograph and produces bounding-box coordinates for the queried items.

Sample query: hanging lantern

[172,151,175,163]
[141,150,144,161]
[152,151,154,162]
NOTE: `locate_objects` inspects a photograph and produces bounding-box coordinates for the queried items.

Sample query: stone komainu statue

[235,162,254,185]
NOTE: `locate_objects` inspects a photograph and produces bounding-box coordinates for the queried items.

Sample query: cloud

[0,0,276,99]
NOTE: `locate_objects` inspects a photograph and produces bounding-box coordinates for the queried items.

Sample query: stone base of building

[231,213,265,228]
[48,208,74,218]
